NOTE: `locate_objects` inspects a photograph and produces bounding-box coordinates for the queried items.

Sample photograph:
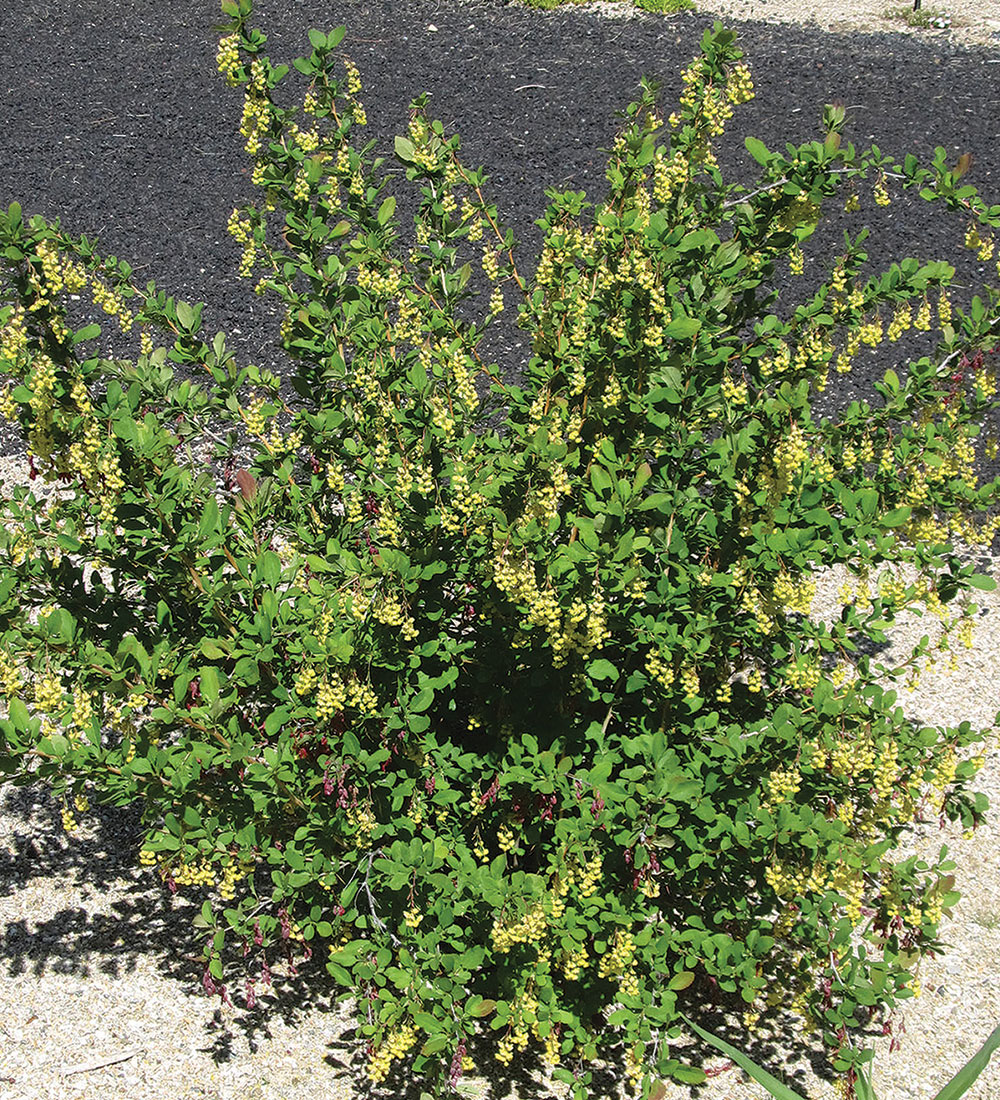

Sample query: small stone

[427,23,438,31]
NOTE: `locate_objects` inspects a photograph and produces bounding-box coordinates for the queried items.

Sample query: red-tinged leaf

[236,470,257,500]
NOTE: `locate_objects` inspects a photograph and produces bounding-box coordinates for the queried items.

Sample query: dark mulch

[1,0,1000,454]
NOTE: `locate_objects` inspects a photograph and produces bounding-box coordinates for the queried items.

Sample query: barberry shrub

[1,4,999,1096]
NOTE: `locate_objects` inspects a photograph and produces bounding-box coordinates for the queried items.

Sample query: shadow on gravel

[0,783,350,1071]
[0,784,200,983]
[0,783,145,895]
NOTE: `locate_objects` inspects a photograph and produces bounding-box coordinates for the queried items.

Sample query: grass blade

[680,1014,808,1100]
[931,1021,1000,1100]
[855,1063,878,1100]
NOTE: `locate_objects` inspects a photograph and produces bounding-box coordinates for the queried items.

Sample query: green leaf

[678,229,719,252]
[745,136,771,166]
[327,961,352,985]
[882,506,912,528]
[259,550,282,587]
[308,28,327,49]
[410,687,434,713]
[327,939,369,965]
[113,416,137,444]
[637,492,672,513]
[71,323,101,346]
[8,698,29,733]
[966,574,997,591]
[673,1066,708,1085]
[377,196,396,226]
[590,465,613,493]
[932,1020,1000,1100]
[664,315,701,339]
[587,659,618,682]
[632,463,653,495]
[199,667,220,704]
[199,496,220,539]
[680,1015,807,1100]
[855,1065,878,1100]
[394,136,416,164]
[176,300,195,331]
[668,971,695,990]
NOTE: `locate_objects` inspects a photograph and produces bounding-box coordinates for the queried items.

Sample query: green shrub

[1,5,999,1097]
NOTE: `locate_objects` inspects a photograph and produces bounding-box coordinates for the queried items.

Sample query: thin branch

[61,1049,144,1077]
[721,166,869,210]
[936,315,1000,374]
[364,851,401,946]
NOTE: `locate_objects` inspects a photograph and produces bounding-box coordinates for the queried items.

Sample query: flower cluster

[216,34,241,84]
[763,766,802,810]
[491,901,548,953]
[367,1023,417,1083]
[90,276,133,332]
[492,549,609,667]
[597,928,638,991]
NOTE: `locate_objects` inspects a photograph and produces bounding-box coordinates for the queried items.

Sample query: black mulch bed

[1,0,1000,458]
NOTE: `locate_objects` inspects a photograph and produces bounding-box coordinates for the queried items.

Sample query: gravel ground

[696,0,1000,51]
[3,1,1000,1098]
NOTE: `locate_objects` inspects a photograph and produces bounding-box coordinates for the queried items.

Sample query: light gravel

[693,0,1000,52]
